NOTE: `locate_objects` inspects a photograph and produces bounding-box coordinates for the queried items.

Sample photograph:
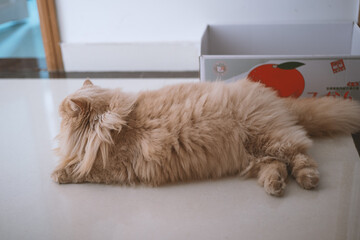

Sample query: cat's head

[55,80,136,178]
[59,79,111,126]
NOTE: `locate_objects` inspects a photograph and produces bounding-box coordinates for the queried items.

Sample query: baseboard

[60,42,201,72]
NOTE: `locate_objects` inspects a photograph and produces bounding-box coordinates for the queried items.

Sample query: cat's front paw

[295,168,319,190]
[51,168,73,184]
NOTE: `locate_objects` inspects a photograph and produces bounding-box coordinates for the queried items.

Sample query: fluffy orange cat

[52,79,360,196]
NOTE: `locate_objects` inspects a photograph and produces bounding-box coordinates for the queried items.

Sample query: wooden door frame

[37,0,64,72]
[358,2,360,26]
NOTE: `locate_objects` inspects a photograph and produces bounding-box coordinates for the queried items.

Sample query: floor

[0,79,360,240]
[0,0,44,58]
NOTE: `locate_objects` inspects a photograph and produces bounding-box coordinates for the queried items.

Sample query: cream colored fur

[52,79,360,196]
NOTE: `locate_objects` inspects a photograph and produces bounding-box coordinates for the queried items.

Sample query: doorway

[0,0,46,76]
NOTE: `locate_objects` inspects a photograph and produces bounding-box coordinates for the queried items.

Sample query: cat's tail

[285,97,360,137]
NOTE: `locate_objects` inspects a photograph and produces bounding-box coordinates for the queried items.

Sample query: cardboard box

[200,22,360,100]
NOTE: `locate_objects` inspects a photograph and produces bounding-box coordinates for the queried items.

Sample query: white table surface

[0,79,359,240]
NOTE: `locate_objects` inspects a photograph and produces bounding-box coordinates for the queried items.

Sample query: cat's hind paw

[257,161,288,197]
[263,175,286,197]
[295,168,320,190]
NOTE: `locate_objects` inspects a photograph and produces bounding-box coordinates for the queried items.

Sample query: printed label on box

[214,58,360,100]
[331,59,346,74]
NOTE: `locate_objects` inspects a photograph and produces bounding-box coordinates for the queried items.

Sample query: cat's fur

[52,79,360,196]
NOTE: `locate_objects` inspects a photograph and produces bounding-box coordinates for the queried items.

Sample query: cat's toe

[51,169,73,184]
[264,176,286,197]
[295,168,319,190]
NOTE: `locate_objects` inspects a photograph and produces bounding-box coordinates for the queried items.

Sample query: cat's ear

[95,93,136,142]
[83,79,93,87]
[69,98,87,114]
[98,111,126,133]
[102,92,137,131]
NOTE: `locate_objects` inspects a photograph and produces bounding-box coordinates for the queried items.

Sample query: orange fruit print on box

[248,62,305,98]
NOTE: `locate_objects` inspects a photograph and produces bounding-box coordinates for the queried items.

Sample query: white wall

[54,0,360,71]
[56,0,359,43]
